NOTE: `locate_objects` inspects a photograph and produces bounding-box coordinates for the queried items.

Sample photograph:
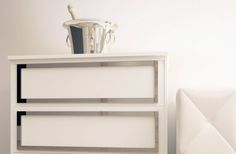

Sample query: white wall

[1,0,236,154]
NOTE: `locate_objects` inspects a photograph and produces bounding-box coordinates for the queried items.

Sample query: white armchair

[176,89,236,154]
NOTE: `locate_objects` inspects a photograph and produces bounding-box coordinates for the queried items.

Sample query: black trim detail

[17,111,26,126]
[17,64,27,103]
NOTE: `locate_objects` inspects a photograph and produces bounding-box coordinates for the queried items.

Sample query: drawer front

[21,66,154,99]
[21,113,156,148]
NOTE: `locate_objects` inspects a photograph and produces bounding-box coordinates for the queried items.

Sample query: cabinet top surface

[8,52,167,61]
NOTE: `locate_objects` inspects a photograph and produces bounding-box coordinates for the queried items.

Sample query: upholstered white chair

[176,89,236,154]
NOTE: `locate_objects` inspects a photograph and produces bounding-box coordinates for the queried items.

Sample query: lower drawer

[21,112,156,148]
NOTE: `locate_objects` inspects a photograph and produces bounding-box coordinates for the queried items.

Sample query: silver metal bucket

[63,19,117,54]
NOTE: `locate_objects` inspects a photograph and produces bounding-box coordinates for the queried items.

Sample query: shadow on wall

[0,52,10,154]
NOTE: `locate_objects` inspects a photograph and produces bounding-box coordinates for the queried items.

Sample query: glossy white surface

[21,113,155,148]
[8,52,167,60]
[21,66,154,99]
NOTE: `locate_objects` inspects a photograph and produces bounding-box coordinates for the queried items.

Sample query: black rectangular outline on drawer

[16,61,158,103]
[17,64,27,103]
[17,111,26,126]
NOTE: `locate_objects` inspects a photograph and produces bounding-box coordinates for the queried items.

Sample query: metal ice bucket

[63,19,117,54]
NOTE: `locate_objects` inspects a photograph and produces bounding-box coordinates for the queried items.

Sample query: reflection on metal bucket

[64,19,117,54]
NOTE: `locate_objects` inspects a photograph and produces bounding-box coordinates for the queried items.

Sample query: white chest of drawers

[9,53,167,154]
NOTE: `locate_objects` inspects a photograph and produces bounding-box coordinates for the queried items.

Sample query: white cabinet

[9,53,167,154]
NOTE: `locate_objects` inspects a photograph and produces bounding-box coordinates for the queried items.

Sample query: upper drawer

[18,63,155,101]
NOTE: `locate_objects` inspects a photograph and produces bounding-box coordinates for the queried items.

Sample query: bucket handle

[66,35,71,47]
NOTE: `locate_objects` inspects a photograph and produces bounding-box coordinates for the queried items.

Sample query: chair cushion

[176,89,236,154]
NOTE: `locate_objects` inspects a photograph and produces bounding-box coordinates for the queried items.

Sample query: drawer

[21,112,156,148]
[20,65,155,100]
